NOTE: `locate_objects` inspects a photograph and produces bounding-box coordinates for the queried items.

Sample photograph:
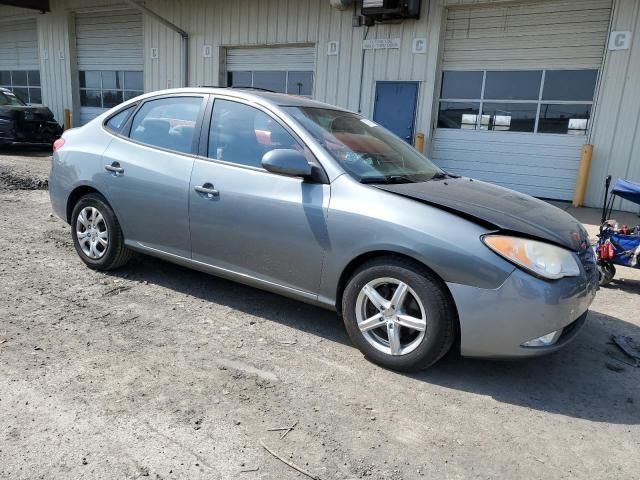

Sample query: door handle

[105,162,124,175]
[194,183,219,198]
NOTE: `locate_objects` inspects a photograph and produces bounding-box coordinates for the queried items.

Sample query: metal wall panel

[443,0,612,70]
[226,46,316,71]
[587,0,640,212]
[143,0,443,147]
[75,10,143,71]
[433,0,612,201]
[0,19,39,70]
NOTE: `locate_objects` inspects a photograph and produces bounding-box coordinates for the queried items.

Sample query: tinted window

[105,105,136,133]
[287,71,314,96]
[438,102,480,129]
[253,71,287,93]
[440,71,483,99]
[538,104,592,134]
[484,70,541,100]
[480,103,538,132]
[543,70,598,101]
[208,99,302,168]
[129,97,202,154]
[228,71,252,87]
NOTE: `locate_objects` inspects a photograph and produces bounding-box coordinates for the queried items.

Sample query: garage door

[76,9,144,124]
[0,18,41,104]
[225,45,315,97]
[432,0,612,200]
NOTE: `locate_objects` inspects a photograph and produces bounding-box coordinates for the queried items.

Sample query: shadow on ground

[110,255,640,425]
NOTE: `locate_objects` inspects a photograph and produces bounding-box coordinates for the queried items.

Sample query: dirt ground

[1,149,639,480]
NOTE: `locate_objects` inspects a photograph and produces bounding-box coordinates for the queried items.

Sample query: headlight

[482,235,581,280]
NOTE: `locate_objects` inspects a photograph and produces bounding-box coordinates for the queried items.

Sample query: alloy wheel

[355,277,427,356]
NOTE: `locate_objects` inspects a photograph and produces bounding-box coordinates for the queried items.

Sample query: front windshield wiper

[359,175,416,184]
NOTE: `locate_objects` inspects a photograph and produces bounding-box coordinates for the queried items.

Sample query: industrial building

[0,0,638,210]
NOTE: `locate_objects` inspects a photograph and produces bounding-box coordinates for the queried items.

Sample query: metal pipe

[123,0,189,86]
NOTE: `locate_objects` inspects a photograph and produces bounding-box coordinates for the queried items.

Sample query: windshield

[283,106,443,183]
[0,90,26,107]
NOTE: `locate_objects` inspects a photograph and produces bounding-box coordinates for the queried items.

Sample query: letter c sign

[608,31,632,50]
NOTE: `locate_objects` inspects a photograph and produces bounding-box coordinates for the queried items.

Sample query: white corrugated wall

[587,0,640,212]
[143,0,444,148]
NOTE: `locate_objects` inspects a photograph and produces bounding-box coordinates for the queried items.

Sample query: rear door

[188,96,329,294]
[100,94,206,257]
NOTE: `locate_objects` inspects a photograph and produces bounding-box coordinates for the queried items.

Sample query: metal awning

[0,0,49,12]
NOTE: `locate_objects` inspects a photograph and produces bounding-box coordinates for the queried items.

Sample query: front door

[373,81,419,144]
[100,95,206,258]
[189,97,329,294]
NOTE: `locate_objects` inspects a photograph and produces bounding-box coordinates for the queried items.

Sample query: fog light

[522,329,563,348]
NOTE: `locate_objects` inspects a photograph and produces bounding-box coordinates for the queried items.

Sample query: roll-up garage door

[432,0,612,200]
[225,45,315,96]
[76,9,144,124]
[0,18,41,105]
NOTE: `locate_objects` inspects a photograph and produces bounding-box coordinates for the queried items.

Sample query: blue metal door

[373,82,419,144]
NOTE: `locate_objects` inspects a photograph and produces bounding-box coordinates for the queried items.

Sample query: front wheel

[341,257,456,372]
[598,262,616,286]
[71,193,132,270]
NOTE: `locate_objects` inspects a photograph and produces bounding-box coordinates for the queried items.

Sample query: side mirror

[261,149,312,178]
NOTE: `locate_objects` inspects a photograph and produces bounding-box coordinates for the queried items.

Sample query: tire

[341,257,456,372]
[70,193,132,271]
[598,262,616,287]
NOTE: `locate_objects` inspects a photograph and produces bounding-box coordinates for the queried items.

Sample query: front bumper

[448,266,597,358]
[0,120,62,147]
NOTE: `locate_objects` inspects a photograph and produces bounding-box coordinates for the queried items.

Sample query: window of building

[0,70,41,104]
[227,70,313,96]
[438,69,598,134]
[208,99,302,169]
[79,71,143,108]
[129,97,203,154]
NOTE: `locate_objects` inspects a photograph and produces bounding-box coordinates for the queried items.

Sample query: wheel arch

[335,250,461,350]
[66,185,109,224]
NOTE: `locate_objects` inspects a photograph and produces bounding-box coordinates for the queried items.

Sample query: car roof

[145,87,347,111]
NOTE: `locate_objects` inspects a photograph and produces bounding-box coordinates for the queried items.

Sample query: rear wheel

[342,257,456,372]
[71,193,132,270]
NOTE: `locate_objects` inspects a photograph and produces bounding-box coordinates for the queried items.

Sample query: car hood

[376,177,589,251]
[0,105,56,121]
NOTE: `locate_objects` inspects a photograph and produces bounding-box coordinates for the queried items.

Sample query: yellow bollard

[63,109,71,130]
[572,144,593,208]
[415,132,425,153]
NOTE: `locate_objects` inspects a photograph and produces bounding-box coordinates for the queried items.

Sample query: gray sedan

[49,88,598,371]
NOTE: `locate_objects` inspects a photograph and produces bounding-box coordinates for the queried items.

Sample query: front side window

[208,99,303,169]
[79,70,143,108]
[0,70,41,104]
[438,69,598,134]
[284,107,442,183]
[227,70,314,96]
[129,97,203,154]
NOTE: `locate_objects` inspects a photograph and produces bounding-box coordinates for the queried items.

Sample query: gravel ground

[0,151,639,480]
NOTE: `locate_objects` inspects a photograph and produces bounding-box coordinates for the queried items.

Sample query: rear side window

[105,105,136,133]
[129,97,203,154]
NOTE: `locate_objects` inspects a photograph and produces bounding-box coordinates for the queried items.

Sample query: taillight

[53,137,65,151]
